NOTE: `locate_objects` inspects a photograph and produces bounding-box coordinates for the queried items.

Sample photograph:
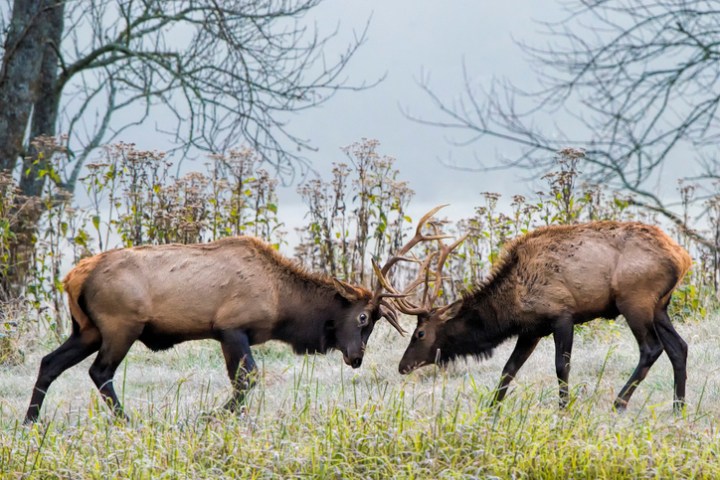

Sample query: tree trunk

[19,0,65,197]
[0,0,56,174]
[0,0,65,301]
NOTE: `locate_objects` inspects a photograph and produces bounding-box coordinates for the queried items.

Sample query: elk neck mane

[460,245,518,306]
[446,247,518,354]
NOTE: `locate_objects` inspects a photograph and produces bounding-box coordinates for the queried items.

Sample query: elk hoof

[612,399,628,413]
[673,400,686,416]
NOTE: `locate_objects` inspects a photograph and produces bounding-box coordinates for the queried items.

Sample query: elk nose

[351,357,363,369]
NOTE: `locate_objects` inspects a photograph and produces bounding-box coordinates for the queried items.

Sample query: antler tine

[437,233,470,275]
[372,257,428,316]
[427,232,470,306]
[373,249,446,316]
[372,258,405,296]
[380,204,452,275]
[379,301,406,334]
[370,205,459,319]
[377,255,419,278]
[413,204,449,237]
[370,260,410,334]
[400,252,439,300]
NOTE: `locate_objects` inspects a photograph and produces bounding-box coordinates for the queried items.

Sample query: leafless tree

[0,0,373,198]
[406,0,720,248]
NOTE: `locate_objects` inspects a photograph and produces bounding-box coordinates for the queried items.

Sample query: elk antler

[372,209,468,317]
[372,257,434,315]
[420,233,469,309]
[370,205,453,333]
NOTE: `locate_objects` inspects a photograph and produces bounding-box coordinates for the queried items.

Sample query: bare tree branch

[408,0,720,248]
[2,0,378,193]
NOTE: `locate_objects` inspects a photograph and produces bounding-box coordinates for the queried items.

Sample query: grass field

[1,311,720,479]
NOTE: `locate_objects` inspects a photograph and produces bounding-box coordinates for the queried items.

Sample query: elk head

[397,300,464,373]
[372,218,468,374]
[329,278,399,369]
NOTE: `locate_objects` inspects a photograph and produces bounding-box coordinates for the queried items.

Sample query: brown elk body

[396,221,692,411]
[24,236,403,423]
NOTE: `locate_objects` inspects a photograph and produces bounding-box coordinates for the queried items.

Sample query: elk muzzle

[399,346,440,374]
[343,352,363,369]
[343,342,365,369]
[398,360,428,375]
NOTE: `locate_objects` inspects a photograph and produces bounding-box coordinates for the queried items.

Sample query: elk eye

[417,330,425,339]
[358,312,369,326]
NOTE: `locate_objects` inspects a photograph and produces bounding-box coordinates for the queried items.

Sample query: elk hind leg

[493,335,541,405]
[613,319,663,412]
[653,306,688,413]
[553,317,574,408]
[24,327,101,424]
[219,329,257,412]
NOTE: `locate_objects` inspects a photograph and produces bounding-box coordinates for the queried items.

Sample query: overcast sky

[266,0,565,226]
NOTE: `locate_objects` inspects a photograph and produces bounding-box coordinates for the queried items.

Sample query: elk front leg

[553,318,574,408]
[493,335,541,404]
[219,329,257,412]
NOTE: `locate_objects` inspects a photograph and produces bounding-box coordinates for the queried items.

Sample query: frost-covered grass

[1,311,720,478]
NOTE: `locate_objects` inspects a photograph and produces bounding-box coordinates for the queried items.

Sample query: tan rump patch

[63,253,105,330]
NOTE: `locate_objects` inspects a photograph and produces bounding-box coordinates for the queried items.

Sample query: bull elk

[24,236,408,423]
[377,221,692,412]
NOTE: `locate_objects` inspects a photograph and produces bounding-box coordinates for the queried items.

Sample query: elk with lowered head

[378,221,692,412]
[24,235,410,423]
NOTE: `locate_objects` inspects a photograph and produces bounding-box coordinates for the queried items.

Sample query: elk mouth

[399,360,428,375]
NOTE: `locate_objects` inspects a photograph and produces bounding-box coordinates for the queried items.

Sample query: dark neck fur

[272,281,348,354]
[437,280,520,362]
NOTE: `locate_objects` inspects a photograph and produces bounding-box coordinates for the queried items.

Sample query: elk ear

[332,278,361,302]
[436,300,462,323]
